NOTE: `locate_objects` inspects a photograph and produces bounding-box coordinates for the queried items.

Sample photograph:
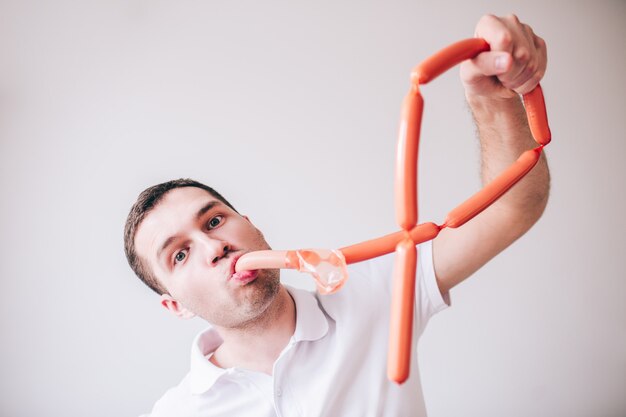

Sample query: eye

[207,215,224,230]
[174,249,188,265]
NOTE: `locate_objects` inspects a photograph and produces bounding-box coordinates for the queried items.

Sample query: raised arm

[432,14,551,294]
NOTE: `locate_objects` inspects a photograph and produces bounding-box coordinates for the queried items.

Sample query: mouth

[230,253,259,285]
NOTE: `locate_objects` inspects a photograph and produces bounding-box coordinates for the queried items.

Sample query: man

[125,14,550,417]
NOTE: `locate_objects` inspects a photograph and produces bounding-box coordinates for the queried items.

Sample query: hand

[460,14,547,99]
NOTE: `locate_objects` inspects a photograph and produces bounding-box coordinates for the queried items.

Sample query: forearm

[468,93,550,228]
[432,94,550,292]
[432,14,551,292]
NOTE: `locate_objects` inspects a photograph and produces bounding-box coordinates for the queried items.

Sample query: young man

[125,14,550,417]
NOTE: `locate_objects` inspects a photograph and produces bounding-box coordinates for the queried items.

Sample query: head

[124,179,280,328]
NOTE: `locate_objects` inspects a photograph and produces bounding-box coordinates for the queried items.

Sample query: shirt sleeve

[330,239,449,331]
[415,239,450,335]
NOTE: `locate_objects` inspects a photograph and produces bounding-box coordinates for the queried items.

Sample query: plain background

[1,0,624,416]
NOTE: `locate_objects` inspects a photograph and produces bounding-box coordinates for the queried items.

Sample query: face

[134,187,280,328]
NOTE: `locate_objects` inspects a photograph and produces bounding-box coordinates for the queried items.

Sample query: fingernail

[495,56,506,71]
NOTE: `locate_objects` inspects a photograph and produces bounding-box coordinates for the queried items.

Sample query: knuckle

[476,14,500,33]
[536,67,546,80]
[506,13,521,24]
[497,30,513,49]
[514,47,530,63]
[523,23,534,36]
[526,58,538,75]
[479,13,499,25]
[536,35,547,49]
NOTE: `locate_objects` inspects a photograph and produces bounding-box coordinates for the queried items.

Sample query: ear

[160,294,196,319]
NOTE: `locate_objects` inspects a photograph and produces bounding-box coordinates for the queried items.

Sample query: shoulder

[144,374,200,417]
[317,240,447,323]
[316,250,395,321]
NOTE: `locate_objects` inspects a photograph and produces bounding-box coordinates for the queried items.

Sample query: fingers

[475,14,515,53]
[465,14,547,96]
[514,27,547,94]
[461,50,512,81]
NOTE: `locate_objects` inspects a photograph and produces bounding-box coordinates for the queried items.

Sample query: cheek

[168,266,223,302]
[175,277,230,320]
[247,226,270,249]
[164,269,199,300]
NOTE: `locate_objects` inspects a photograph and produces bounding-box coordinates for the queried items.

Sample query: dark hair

[123,178,237,295]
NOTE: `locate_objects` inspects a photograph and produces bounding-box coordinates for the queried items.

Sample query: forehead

[134,187,222,259]
[152,186,218,219]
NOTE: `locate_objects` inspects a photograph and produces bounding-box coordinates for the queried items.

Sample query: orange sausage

[234,250,290,272]
[444,146,543,228]
[339,222,440,265]
[409,222,441,245]
[522,84,551,146]
[235,220,441,273]
[412,38,490,85]
[387,238,417,384]
[395,88,423,231]
[340,231,405,265]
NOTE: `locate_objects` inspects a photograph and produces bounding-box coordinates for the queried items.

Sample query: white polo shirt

[144,240,449,417]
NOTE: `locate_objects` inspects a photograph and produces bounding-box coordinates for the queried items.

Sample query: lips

[230,253,259,285]
[232,269,259,284]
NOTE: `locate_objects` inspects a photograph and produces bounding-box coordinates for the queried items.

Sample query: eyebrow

[156,200,222,261]
[195,200,221,221]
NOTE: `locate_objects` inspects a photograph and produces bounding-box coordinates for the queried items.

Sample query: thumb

[460,51,516,99]
[464,51,512,80]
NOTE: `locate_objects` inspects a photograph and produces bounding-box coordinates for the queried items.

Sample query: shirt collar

[189,285,329,395]
[288,285,329,343]
[189,327,227,395]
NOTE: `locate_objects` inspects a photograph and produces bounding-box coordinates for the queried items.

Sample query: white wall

[0,1,624,416]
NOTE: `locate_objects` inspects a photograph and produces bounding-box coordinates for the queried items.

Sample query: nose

[197,235,231,267]
[210,244,231,266]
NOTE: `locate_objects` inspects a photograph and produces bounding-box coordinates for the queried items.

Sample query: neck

[211,286,296,375]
